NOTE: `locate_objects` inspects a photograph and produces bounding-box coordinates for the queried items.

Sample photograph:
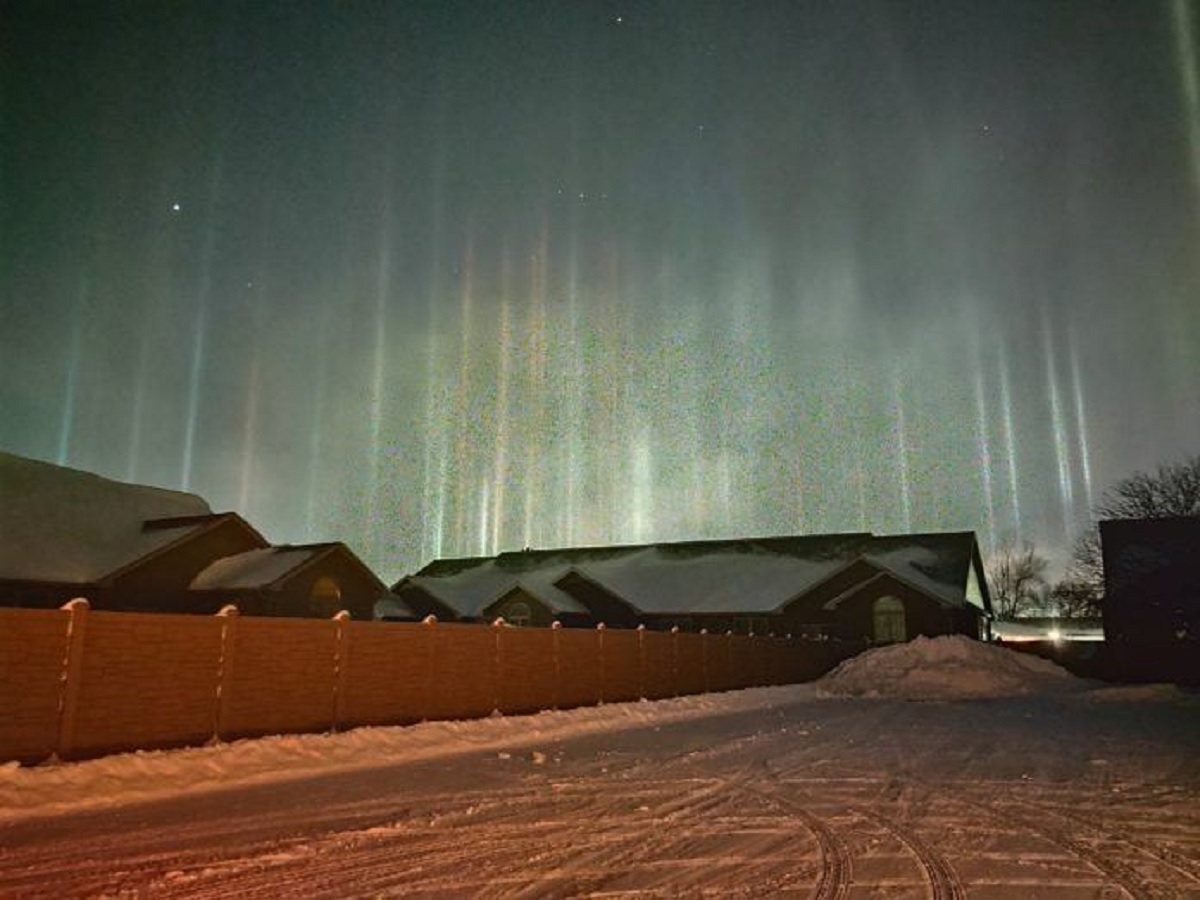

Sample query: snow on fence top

[816,635,1081,701]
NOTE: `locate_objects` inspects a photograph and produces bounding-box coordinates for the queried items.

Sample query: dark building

[0,452,400,620]
[1101,516,1200,684]
[394,531,993,643]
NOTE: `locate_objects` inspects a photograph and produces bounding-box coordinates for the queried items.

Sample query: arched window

[506,601,532,627]
[310,576,342,618]
[873,596,906,643]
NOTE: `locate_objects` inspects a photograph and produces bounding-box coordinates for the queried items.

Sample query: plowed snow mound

[817,634,1081,700]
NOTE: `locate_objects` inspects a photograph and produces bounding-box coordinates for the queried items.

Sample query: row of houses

[0,452,391,620]
[4,452,1195,663]
[394,532,993,643]
[1,452,994,645]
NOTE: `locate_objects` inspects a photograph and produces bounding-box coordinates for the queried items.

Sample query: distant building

[394,531,993,643]
[0,452,401,620]
[1100,516,1200,683]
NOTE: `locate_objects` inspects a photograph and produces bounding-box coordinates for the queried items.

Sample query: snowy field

[2,637,1200,898]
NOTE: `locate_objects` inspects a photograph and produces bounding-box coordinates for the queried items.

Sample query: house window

[506,601,532,627]
[310,576,342,618]
[873,596,906,643]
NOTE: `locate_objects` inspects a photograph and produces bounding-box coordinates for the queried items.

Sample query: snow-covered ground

[2,637,1199,898]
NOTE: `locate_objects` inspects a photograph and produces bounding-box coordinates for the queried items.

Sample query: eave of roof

[98,512,268,585]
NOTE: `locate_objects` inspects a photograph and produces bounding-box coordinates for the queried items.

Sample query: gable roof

[820,564,958,610]
[862,531,987,610]
[190,542,389,596]
[98,512,269,584]
[565,542,863,615]
[0,452,216,584]
[398,532,988,620]
[404,554,591,618]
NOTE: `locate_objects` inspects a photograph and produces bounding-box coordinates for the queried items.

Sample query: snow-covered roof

[0,452,215,583]
[190,546,326,590]
[570,546,852,614]
[861,532,981,608]
[407,556,591,617]
[189,543,390,597]
[405,532,987,619]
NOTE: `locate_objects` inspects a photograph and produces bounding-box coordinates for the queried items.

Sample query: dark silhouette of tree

[1091,454,1200,520]
[988,541,1049,620]
[1065,452,1200,615]
[1046,577,1099,619]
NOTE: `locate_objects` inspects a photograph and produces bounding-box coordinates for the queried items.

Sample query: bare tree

[988,541,1049,620]
[1091,454,1200,520]
[1065,452,1200,615]
[1046,577,1100,619]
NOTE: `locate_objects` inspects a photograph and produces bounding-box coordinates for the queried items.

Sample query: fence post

[551,621,562,710]
[492,618,506,714]
[597,623,607,704]
[670,627,680,697]
[726,631,734,690]
[422,615,437,721]
[700,629,709,694]
[56,598,89,760]
[214,604,240,742]
[332,610,351,731]
[636,624,646,700]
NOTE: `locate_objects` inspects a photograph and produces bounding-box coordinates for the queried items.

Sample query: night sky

[3,1,1198,582]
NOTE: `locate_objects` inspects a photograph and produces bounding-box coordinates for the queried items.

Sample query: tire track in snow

[849,805,965,900]
[741,782,852,900]
[143,774,761,898]
[930,784,1158,900]
[1017,789,1200,888]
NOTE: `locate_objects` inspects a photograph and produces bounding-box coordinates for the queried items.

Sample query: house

[395,554,596,627]
[1100,516,1200,683]
[393,531,993,643]
[0,452,400,620]
[189,542,391,620]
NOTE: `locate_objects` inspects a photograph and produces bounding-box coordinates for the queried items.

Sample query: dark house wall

[637,613,780,635]
[1100,517,1200,685]
[779,560,879,637]
[0,580,97,610]
[782,567,979,642]
[271,551,382,620]
[555,571,639,628]
[394,583,460,621]
[93,588,235,615]
[484,587,560,628]
[107,520,265,593]
[1101,518,1200,643]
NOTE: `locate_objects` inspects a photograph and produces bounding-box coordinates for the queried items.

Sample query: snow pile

[817,634,1081,700]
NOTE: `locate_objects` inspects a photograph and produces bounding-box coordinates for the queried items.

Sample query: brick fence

[0,601,861,764]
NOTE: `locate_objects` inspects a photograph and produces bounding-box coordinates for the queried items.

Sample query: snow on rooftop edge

[0,452,212,582]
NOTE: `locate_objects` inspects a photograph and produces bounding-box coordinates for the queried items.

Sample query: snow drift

[816,634,1081,700]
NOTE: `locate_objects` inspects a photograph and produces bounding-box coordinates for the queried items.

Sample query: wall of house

[827,577,973,642]
[779,564,981,641]
[0,603,863,765]
[778,561,879,637]
[392,583,459,620]
[269,551,380,621]
[488,588,559,628]
[552,572,634,627]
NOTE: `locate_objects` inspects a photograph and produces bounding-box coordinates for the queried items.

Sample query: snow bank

[816,635,1081,700]
[0,684,815,820]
